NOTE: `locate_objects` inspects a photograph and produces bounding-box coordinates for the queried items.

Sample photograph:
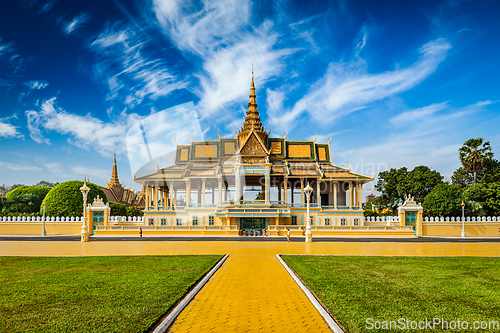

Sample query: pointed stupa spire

[237,66,268,147]
[108,150,120,187]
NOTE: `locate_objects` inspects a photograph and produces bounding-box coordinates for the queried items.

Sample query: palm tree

[459,138,494,184]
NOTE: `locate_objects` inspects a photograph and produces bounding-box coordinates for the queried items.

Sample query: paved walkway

[1,241,499,332]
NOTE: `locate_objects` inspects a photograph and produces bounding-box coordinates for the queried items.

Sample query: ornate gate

[240,218,265,231]
[92,211,104,235]
[405,211,417,236]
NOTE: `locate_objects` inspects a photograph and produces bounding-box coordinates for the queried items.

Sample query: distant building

[101,152,145,208]
[366,193,376,202]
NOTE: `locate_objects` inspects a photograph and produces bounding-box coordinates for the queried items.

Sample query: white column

[169,182,174,209]
[185,179,191,207]
[265,173,270,204]
[218,177,223,204]
[348,182,353,208]
[284,177,288,203]
[300,178,304,205]
[202,178,206,207]
[316,180,321,206]
[154,186,158,210]
[333,182,338,210]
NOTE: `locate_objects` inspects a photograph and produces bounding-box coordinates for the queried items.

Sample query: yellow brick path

[169,251,331,332]
[1,241,499,332]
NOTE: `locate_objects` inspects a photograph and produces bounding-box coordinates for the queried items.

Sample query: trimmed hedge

[43,181,107,217]
[108,201,127,216]
[4,186,51,214]
[5,186,51,201]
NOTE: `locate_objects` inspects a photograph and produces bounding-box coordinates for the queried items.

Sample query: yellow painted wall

[423,223,500,237]
[0,223,82,235]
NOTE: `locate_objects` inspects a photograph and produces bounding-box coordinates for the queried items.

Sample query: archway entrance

[240,217,266,231]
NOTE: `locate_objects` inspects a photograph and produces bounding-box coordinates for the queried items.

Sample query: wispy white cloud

[26,97,142,154]
[72,166,109,181]
[390,100,493,126]
[24,80,49,90]
[195,22,296,116]
[0,39,15,59]
[90,24,187,108]
[337,99,495,189]
[0,161,41,172]
[43,162,61,173]
[152,0,296,116]
[0,117,23,139]
[39,0,57,13]
[63,13,90,35]
[153,0,251,56]
[270,38,452,129]
[390,101,449,125]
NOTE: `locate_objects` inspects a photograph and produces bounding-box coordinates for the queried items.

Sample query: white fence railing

[424,216,500,223]
[363,216,400,223]
[108,216,145,223]
[1,216,83,222]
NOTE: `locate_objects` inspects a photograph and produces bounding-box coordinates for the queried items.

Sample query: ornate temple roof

[102,151,145,208]
[134,70,373,185]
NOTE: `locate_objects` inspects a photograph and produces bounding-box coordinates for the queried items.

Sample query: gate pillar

[397,195,423,237]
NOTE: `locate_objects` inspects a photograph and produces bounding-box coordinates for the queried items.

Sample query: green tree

[465,183,500,216]
[375,166,443,213]
[452,159,499,188]
[423,184,462,217]
[480,160,500,184]
[108,201,127,216]
[35,180,59,187]
[459,138,493,184]
[126,206,144,217]
[43,181,107,217]
[10,184,25,190]
[4,186,51,214]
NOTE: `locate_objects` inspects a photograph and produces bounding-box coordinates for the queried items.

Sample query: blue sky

[1,0,499,195]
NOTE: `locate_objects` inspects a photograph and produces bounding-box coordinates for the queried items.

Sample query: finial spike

[113,150,116,165]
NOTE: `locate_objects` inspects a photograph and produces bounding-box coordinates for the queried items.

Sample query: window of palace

[176,218,182,226]
[291,216,297,225]
[341,218,346,226]
[325,217,330,226]
[148,218,154,226]
[161,218,166,226]
[208,216,214,225]
[310,215,313,225]
[192,216,198,226]
[354,218,359,226]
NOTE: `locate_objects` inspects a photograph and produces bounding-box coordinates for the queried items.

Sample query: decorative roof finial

[113,150,116,165]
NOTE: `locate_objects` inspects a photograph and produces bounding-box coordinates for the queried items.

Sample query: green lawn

[282,256,500,333]
[0,255,222,332]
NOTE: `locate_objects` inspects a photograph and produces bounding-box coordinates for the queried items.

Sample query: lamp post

[304,183,313,243]
[41,200,46,236]
[79,176,90,242]
[461,200,466,238]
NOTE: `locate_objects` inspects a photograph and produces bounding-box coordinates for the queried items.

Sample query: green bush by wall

[108,201,127,216]
[43,181,107,217]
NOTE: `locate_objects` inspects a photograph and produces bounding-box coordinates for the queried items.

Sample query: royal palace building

[133,73,373,236]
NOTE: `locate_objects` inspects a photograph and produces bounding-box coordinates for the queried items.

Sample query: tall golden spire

[109,150,120,187]
[238,66,268,147]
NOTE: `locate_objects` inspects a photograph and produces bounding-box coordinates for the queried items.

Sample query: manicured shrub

[423,183,462,217]
[43,181,107,217]
[108,201,127,216]
[4,186,51,214]
[126,206,144,217]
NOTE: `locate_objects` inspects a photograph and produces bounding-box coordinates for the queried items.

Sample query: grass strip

[0,255,222,332]
[282,256,500,332]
